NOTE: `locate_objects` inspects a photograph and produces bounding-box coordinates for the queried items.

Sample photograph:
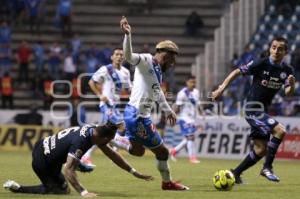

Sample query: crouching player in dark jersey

[212,37,296,184]
[3,122,153,197]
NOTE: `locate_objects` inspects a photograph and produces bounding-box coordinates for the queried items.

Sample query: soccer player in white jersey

[81,48,132,166]
[170,75,201,164]
[120,16,189,191]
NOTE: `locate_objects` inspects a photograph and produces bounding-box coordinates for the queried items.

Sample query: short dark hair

[95,121,118,138]
[270,37,288,51]
[112,47,123,54]
[187,75,196,80]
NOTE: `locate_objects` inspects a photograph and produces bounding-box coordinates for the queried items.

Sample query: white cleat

[3,180,20,191]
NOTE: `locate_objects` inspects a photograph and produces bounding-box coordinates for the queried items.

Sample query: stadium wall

[0,111,299,160]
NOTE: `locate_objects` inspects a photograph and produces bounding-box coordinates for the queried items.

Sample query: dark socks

[16,185,47,194]
[233,150,263,176]
[264,137,282,169]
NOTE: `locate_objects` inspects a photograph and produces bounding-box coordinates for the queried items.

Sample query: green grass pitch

[0,151,299,199]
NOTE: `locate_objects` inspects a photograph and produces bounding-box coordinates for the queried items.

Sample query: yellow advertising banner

[0,125,61,151]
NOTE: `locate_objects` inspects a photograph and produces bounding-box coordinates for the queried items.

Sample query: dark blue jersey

[239,57,294,109]
[42,125,94,165]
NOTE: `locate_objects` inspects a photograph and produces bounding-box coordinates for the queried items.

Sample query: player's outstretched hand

[166,111,177,126]
[82,192,97,198]
[133,171,154,181]
[287,75,296,86]
[211,86,224,101]
[120,16,131,35]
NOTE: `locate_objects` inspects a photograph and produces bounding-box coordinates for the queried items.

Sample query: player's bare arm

[212,68,242,101]
[88,79,109,103]
[99,144,154,181]
[64,156,97,197]
[285,75,296,96]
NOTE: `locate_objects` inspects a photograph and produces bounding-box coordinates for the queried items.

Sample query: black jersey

[239,57,294,110]
[42,125,94,165]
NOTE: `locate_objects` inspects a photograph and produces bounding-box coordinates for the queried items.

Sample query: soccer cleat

[230,169,244,184]
[169,148,177,162]
[3,180,20,191]
[189,157,200,164]
[161,181,190,191]
[81,157,96,167]
[76,162,94,173]
[260,168,280,182]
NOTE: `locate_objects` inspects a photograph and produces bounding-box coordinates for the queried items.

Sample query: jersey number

[57,126,80,140]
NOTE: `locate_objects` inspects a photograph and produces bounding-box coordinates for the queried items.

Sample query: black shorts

[245,111,278,140]
[31,141,69,194]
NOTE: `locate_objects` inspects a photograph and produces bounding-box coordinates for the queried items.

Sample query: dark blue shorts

[124,105,163,149]
[245,111,278,140]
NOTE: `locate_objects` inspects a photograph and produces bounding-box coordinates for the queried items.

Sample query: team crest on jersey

[280,72,287,79]
[267,118,275,125]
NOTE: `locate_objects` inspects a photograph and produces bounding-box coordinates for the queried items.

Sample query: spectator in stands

[85,49,99,74]
[70,98,86,126]
[185,11,204,37]
[48,42,62,80]
[141,43,150,53]
[99,42,113,65]
[70,34,82,65]
[7,0,26,26]
[291,47,300,82]
[0,43,12,77]
[276,0,293,18]
[33,40,45,75]
[63,50,77,81]
[57,0,73,37]
[0,0,10,20]
[16,40,32,85]
[0,20,11,44]
[42,73,53,110]
[25,0,42,34]
[1,71,13,109]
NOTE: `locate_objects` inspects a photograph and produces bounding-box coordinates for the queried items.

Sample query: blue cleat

[76,162,94,173]
[260,168,280,182]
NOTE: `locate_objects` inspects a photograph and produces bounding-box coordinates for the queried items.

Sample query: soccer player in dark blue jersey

[212,37,296,184]
[3,122,153,197]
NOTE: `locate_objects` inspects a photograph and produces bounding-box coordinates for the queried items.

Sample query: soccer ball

[213,170,235,191]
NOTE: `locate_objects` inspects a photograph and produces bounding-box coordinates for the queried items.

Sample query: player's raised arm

[285,74,296,96]
[211,68,241,101]
[64,156,97,197]
[98,144,154,181]
[120,16,140,66]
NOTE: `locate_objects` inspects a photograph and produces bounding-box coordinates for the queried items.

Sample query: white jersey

[128,53,165,117]
[176,87,200,123]
[123,34,173,118]
[92,65,131,106]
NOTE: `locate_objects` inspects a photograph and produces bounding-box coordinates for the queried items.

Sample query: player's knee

[254,147,267,157]
[156,147,169,160]
[274,124,286,138]
[129,148,145,157]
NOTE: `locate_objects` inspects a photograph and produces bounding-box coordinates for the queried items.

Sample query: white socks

[174,138,187,152]
[83,145,97,158]
[110,133,131,151]
[156,160,172,182]
[187,140,196,159]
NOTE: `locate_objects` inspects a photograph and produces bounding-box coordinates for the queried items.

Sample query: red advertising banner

[277,134,300,160]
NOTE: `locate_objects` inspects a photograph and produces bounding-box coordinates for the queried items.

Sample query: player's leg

[4,142,49,194]
[150,144,189,191]
[231,138,266,184]
[170,120,188,161]
[261,123,285,182]
[186,134,200,164]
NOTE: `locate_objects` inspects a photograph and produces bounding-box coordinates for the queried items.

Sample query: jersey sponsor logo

[151,83,160,90]
[280,72,287,79]
[270,77,279,81]
[148,69,154,74]
[267,118,276,125]
[261,79,282,89]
